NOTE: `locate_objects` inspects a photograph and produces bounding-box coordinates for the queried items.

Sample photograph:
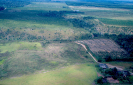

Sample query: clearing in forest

[77,39,127,59]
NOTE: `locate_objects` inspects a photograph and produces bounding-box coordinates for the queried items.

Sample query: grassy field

[0,42,43,53]
[68,5,133,20]
[0,41,94,78]
[14,2,70,11]
[99,18,133,26]
[0,64,97,85]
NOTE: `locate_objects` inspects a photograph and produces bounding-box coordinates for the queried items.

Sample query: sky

[1,0,133,1]
[2,0,133,1]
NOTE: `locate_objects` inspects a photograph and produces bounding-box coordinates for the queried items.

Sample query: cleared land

[77,39,127,59]
[77,39,126,52]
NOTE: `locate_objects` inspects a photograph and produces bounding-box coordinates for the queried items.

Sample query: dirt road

[75,42,98,63]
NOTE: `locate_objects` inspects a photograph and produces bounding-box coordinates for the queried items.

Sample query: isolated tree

[0,6,4,11]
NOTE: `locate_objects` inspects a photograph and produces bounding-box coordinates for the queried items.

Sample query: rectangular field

[78,39,126,52]
[77,39,128,59]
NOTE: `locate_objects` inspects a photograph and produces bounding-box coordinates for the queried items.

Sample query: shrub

[84,55,88,58]
[95,77,104,84]
[105,55,112,62]
[98,57,102,62]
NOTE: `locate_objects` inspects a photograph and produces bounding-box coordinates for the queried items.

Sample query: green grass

[0,2,71,29]
[0,42,43,53]
[17,2,71,11]
[69,5,133,20]
[0,59,5,65]
[0,64,97,85]
[0,2,71,30]
[0,42,94,78]
[99,18,133,26]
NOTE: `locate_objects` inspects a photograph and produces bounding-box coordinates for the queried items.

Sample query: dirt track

[75,42,98,63]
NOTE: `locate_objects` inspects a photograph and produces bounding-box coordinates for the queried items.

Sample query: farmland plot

[77,39,128,60]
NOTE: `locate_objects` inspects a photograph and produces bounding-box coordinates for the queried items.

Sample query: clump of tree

[97,66,133,84]
[38,11,83,18]
[0,6,4,11]
[0,29,46,41]
[68,18,94,28]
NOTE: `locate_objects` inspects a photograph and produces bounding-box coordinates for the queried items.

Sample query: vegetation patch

[105,61,133,73]
[0,42,93,78]
[0,42,42,53]
[0,64,97,85]
[0,59,5,65]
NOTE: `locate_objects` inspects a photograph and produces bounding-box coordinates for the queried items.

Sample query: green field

[99,18,133,26]
[0,41,94,78]
[0,64,97,85]
[0,42,42,53]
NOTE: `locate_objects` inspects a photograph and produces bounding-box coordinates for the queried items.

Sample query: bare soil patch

[107,77,119,83]
[77,39,127,59]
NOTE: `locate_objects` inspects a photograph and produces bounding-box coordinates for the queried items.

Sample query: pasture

[0,42,42,53]
[99,18,133,26]
[0,41,94,78]
[0,64,97,85]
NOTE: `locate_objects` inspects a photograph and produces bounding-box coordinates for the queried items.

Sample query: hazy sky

[4,0,133,1]
[52,0,133,1]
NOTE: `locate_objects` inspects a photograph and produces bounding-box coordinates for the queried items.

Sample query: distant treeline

[38,11,95,29]
[38,11,84,18]
[66,1,133,9]
[0,1,30,8]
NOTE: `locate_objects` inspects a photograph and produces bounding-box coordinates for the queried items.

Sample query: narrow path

[75,42,133,75]
[75,42,98,62]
